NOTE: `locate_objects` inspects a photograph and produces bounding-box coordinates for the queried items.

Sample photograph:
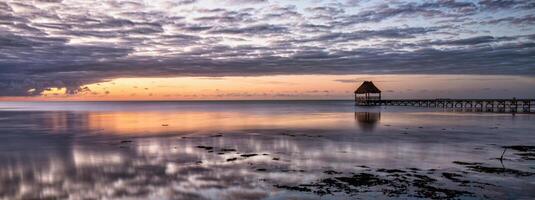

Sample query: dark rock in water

[452,161,482,166]
[282,133,296,137]
[377,169,406,173]
[336,173,387,187]
[410,173,473,199]
[274,185,312,192]
[257,168,267,172]
[227,158,237,162]
[221,148,236,152]
[442,172,495,188]
[211,134,223,137]
[504,145,535,152]
[262,153,269,156]
[196,146,213,150]
[120,140,133,144]
[468,166,533,176]
[240,154,258,158]
[303,134,322,138]
[280,169,305,173]
[412,174,437,184]
[453,161,534,176]
[413,184,472,199]
[442,172,466,183]
[217,152,225,155]
[272,157,280,161]
[323,170,342,175]
[516,152,535,160]
[274,169,474,199]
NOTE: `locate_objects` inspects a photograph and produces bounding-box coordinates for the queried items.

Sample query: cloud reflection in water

[1,102,535,199]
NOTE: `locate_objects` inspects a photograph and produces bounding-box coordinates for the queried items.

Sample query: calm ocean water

[0,101,534,199]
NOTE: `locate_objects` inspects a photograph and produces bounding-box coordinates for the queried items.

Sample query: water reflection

[23,111,365,135]
[1,102,535,199]
[0,133,463,199]
[354,112,381,131]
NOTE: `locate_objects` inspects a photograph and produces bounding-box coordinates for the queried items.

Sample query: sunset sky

[1,0,534,100]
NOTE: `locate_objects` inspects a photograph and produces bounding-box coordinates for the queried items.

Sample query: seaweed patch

[453,161,534,176]
[274,169,474,199]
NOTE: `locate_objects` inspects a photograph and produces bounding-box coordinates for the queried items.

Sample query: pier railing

[355,96,381,101]
[356,98,534,113]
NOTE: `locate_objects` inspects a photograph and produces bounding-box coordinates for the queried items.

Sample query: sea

[0,101,534,199]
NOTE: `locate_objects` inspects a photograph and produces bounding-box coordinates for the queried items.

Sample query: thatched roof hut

[354,81,381,94]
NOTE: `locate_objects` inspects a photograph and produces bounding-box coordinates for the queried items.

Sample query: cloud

[294,27,440,44]
[0,0,534,96]
[333,79,356,83]
[332,1,477,26]
[209,24,288,35]
[478,0,534,10]
[483,14,535,25]
[224,0,268,5]
[427,35,517,46]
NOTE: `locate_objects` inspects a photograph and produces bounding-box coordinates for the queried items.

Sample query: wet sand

[0,101,534,199]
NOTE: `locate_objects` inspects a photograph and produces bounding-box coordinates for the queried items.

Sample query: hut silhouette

[354,81,381,106]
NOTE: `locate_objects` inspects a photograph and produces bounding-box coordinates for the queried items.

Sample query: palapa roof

[354,81,381,94]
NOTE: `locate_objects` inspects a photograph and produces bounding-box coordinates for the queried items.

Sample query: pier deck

[356,98,535,113]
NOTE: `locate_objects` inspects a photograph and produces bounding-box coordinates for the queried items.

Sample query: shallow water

[0,101,534,199]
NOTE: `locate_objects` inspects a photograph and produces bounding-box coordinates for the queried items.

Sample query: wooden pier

[357,98,535,113]
[354,81,534,113]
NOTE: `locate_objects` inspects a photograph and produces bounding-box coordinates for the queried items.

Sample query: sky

[0,0,534,100]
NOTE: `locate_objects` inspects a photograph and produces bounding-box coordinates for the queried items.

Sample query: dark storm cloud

[262,5,302,20]
[296,27,440,43]
[306,6,345,20]
[427,35,517,45]
[176,0,198,5]
[208,24,288,35]
[483,15,535,25]
[478,0,535,10]
[0,0,534,96]
[345,0,361,7]
[176,23,214,32]
[333,1,477,26]
[194,10,254,24]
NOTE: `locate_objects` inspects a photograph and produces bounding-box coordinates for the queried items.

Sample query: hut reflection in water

[354,112,381,131]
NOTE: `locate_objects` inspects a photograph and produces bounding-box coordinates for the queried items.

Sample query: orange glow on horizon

[1,74,534,101]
